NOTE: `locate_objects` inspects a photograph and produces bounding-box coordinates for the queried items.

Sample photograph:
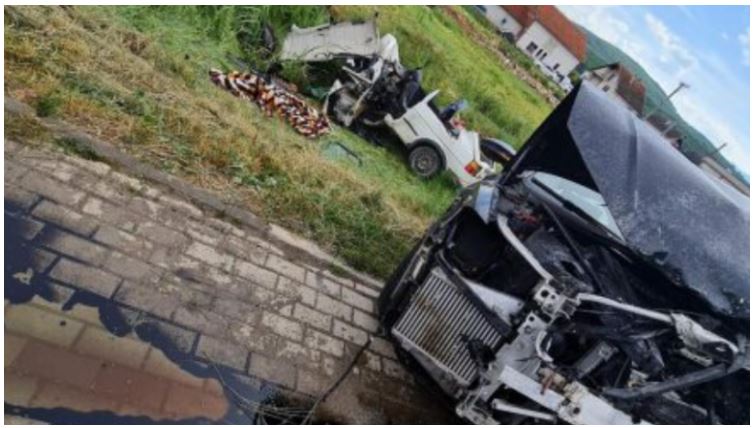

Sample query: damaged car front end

[378,82,750,424]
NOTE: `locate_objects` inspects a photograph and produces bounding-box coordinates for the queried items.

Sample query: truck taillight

[464,161,481,176]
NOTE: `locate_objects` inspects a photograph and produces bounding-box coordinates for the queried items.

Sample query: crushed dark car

[377,82,750,424]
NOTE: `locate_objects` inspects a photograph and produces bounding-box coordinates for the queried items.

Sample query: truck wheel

[408,145,442,178]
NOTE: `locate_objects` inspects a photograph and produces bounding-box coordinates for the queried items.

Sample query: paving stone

[186,241,234,272]
[183,219,225,246]
[274,340,321,369]
[74,327,150,369]
[293,303,332,331]
[32,200,97,236]
[5,333,28,368]
[13,340,101,389]
[354,283,380,298]
[266,254,306,282]
[110,170,144,192]
[231,326,284,356]
[304,330,344,358]
[81,178,131,206]
[196,335,248,371]
[296,369,329,396]
[44,229,109,265]
[212,298,259,323]
[369,337,397,360]
[4,372,40,406]
[135,221,188,246]
[341,287,374,313]
[361,350,382,372]
[93,224,154,256]
[34,158,79,182]
[126,195,164,218]
[115,284,178,320]
[146,318,197,354]
[352,310,379,333]
[206,217,245,238]
[5,157,28,182]
[16,216,45,240]
[382,357,410,380]
[82,196,140,232]
[19,173,85,206]
[277,277,316,306]
[103,251,161,283]
[224,235,268,265]
[142,347,203,388]
[28,248,58,273]
[261,312,303,341]
[173,306,229,337]
[315,293,352,321]
[235,260,278,289]
[30,381,119,413]
[321,270,355,289]
[162,382,229,420]
[49,258,121,297]
[4,185,39,212]
[248,353,296,389]
[159,194,203,218]
[67,156,111,176]
[332,319,369,345]
[92,362,169,411]
[305,271,341,296]
[5,304,85,348]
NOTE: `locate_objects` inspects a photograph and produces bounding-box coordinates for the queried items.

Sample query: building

[477,5,587,83]
[582,63,646,115]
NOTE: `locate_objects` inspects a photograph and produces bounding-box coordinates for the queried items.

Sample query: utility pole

[642,81,690,119]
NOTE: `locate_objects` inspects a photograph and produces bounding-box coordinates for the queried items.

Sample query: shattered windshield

[530,171,624,240]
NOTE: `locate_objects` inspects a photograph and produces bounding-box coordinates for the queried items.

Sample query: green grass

[330,6,552,146]
[4,5,551,278]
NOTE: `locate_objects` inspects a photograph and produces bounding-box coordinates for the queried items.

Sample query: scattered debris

[321,140,362,166]
[209,68,330,138]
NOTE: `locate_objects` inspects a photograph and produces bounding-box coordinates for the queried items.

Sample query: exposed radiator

[392,268,505,386]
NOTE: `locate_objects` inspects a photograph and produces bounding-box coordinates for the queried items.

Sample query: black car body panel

[501,83,749,318]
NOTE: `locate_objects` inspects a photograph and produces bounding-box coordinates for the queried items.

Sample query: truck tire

[408,144,442,178]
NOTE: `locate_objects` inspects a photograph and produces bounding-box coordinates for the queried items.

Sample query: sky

[560,5,750,175]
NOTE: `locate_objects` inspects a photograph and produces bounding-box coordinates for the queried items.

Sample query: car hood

[503,82,750,319]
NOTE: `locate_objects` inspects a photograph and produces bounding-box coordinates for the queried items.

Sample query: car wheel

[408,145,442,178]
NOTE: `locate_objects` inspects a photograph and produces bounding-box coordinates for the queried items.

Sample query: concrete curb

[5,96,384,290]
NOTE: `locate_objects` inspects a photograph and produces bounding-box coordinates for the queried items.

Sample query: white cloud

[644,13,697,70]
[738,27,749,66]
[721,32,730,41]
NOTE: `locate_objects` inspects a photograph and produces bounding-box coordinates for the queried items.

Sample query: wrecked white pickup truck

[280,20,514,187]
[378,83,750,424]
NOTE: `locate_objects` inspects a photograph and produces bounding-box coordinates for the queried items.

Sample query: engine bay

[387,179,749,425]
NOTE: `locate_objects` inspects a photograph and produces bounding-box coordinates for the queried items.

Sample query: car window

[532,171,624,239]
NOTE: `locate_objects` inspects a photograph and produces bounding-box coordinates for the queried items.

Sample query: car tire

[408,144,442,178]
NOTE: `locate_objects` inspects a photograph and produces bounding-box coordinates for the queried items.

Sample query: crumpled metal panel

[280,21,380,62]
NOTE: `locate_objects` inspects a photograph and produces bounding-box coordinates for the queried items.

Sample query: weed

[35,92,64,117]
[54,137,104,161]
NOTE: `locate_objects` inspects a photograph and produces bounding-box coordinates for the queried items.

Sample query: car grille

[392,268,505,386]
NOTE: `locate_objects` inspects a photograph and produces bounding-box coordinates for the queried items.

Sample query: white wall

[480,6,522,35]
[515,22,580,76]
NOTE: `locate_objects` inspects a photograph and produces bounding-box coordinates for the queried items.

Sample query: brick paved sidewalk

[4,139,452,423]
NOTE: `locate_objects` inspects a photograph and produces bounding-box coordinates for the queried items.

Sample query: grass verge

[4,5,550,278]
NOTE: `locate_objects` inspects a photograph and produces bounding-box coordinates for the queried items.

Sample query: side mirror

[480,138,517,168]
